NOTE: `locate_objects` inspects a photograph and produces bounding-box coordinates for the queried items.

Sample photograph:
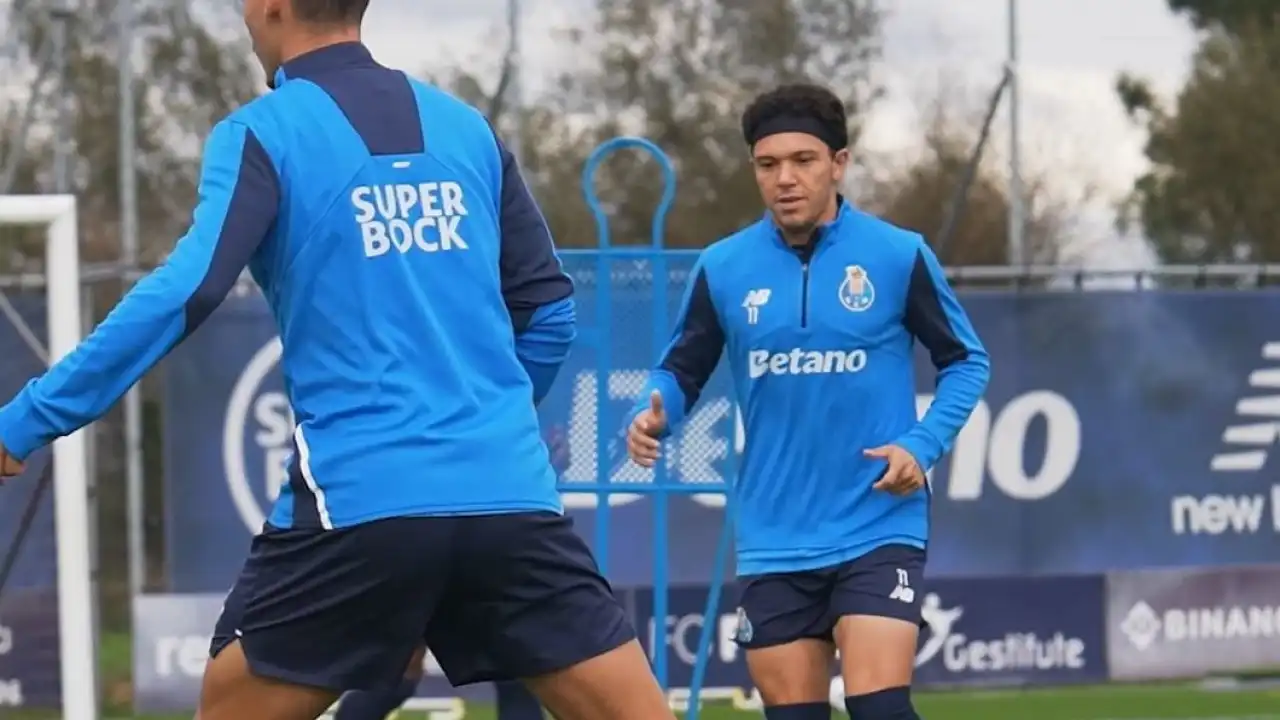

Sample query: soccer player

[333,647,424,720]
[626,84,990,720]
[335,424,571,720]
[0,2,675,719]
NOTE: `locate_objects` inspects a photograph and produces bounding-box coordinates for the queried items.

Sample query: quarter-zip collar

[760,195,855,328]
[271,41,376,89]
[763,194,854,261]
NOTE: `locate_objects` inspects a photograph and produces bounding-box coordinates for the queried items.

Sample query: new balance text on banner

[163,260,1280,590]
[131,594,481,714]
[1106,565,1280,680]
[911,575,1108,687]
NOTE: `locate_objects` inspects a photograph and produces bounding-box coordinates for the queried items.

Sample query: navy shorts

[733,544,926,649]
[211,512,635,691]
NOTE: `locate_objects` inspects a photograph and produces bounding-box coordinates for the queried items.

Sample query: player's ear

[831,147,850,183]
[262,0,287,22]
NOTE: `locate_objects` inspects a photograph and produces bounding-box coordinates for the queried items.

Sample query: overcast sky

[359,0,1199,268]
[361,0,1196,193]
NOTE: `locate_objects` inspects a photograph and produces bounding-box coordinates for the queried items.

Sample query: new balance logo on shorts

[889,568,915,603]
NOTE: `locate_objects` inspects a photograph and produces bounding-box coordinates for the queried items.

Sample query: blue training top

[631,199,990,576]
[0,43,575,530]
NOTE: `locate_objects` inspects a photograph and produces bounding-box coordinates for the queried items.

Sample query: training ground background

[6,631,1280,720]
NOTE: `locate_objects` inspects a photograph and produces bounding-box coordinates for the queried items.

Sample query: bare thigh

[522,639,675,720]
[833,614,919,695]
[198,639,339,720]
[745,638,834,705]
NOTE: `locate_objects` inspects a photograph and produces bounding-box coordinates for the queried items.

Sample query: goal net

[0,195,96,720]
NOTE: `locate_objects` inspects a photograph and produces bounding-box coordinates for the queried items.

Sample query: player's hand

[544,424,570,476]
[0,442,24,481]
[627,391,667,468]
[866,444,924,496]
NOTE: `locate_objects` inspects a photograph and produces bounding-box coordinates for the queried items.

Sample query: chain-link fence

[551,251,733,490]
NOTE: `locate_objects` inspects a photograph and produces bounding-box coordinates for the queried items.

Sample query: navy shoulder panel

[273,42,423,156]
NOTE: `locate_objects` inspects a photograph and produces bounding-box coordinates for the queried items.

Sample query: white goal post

[0,195,97,720]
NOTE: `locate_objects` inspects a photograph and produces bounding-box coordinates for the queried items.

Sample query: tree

[469,0,1070,266]
[862,78,1074,267]
[1118,1,1280,263]
[519,0,885,249]
[1165,0,1278,31]
[0,0,258,269]
[0,0,259,639]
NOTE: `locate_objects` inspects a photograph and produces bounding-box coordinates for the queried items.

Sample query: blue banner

[163,264,1280,591]
[135,573,1107,712]
[632,584,752,704]
[0,588,61,709]
[628,575,1108,700]
[0,296,57,594]
[132,593,489,714]
[912,575,1107,687]
[0,296,59,709]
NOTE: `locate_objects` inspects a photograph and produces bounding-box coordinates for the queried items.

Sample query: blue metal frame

[559,137,733,718]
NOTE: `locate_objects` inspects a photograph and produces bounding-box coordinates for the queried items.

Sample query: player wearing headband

[626,84,989,720]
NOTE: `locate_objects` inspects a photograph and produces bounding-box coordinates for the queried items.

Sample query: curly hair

[740,83,849,151]
[292,0,369,23]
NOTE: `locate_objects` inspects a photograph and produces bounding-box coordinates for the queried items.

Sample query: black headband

[746,115,845,151]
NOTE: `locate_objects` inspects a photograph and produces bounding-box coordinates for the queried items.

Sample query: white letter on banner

[560,369,732,509]
[988,391,1079,500]
[681,398,730,508]
[923,391,1079,501]
[920,395,991,499]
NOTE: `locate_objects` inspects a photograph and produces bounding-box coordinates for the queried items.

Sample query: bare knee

[199,640,338,720]
[523,639,675,720]
[834,615,917,696]
[745,639,832,705]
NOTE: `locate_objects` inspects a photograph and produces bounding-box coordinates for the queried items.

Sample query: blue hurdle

[557,137,735,719]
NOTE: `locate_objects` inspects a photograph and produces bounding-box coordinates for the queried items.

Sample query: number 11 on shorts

[889,568,914,603]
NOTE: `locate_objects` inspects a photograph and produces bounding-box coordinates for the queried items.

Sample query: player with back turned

[0,1,676,719]
[627,84,990,720]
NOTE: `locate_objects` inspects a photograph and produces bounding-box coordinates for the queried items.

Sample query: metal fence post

[574,137,686,693]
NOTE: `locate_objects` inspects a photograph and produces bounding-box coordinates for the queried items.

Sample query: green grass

[9,632,1280,718]
[11,685,1280,719]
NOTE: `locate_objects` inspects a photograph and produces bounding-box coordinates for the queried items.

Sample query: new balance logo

[889,568,915,603]
[1212,342,1280,472]
[742,288,770,325]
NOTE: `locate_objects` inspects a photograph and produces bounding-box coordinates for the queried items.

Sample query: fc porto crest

[838,265,875,312]
[734,607,753,644]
